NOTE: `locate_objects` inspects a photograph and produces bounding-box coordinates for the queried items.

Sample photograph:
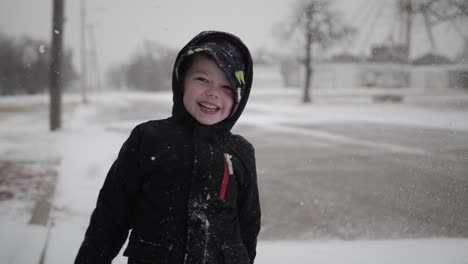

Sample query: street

[246,122,468,239]
[92,90,468,240]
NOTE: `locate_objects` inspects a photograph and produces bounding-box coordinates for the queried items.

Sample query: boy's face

[183,55,234,126]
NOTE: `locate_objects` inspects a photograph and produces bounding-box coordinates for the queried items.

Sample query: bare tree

[426,0,468,44]
[279,0,355,103]
[398,0,468,52]
[0,33,76,95]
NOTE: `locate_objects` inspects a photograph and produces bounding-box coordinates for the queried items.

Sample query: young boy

[75,31,261,264]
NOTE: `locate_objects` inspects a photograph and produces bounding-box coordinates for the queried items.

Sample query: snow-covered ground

[1,88,468,264]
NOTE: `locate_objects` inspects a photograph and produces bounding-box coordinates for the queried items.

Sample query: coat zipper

[220,153,233,201]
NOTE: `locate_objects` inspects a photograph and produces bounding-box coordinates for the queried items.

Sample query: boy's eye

[222,86,234,96]
[195,77,208,82]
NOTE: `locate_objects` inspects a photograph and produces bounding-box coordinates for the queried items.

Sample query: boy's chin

[196,119,220,126]
[194,116,225,126]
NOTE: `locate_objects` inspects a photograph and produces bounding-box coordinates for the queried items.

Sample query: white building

[281,61,468,90]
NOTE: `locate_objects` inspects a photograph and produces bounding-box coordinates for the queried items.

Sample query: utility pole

[88,24,102,93]
[404,0,413,63]
[80,0,88,103]
[49,0,65,131]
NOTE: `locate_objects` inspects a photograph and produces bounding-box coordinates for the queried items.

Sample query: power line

[385,1,400,44]
[345,0,374,24]
[347,0,380,54]
[356,0,386,54]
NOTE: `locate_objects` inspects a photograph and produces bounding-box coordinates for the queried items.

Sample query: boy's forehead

[189,54,219,71]
[188,55,229,78]
[191,53,212,64]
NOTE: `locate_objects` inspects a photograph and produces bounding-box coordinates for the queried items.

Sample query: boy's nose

[206,86,220,98]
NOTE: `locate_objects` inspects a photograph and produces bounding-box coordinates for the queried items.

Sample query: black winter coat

[75,31,261,264]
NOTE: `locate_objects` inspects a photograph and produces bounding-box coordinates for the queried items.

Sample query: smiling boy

[183,54,234,125]
[75,31,261,264]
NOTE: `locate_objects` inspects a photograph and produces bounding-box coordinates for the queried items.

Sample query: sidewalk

[0,96,65,264]
[44,101,131,264]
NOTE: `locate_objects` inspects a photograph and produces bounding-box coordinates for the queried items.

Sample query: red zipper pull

[220,153,232,201]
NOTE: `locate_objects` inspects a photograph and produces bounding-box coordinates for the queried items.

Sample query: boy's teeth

[200,103,217,110]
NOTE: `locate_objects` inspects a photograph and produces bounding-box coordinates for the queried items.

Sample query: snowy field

[1,87,468,264]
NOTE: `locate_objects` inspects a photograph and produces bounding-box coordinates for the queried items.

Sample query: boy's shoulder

[228,132,255,154]
[133,118,177,132]
[129,118,182,140]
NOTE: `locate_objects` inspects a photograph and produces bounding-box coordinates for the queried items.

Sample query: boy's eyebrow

[189,69,208,74]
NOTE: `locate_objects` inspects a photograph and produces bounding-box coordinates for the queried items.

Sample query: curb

[29,166,58,226]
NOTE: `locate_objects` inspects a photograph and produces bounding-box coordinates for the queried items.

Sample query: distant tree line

[0,32,77,95]
[107,41,177,91]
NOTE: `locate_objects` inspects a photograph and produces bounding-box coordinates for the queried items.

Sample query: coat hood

[171,31,253,134]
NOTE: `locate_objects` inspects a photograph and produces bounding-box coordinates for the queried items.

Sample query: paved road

[239,122,468,240]
[94,94,468,240]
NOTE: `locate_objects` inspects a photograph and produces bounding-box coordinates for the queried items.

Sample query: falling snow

[1,87,468,263]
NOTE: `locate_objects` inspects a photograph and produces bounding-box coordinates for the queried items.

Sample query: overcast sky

[0,0,295,69]
[0,0,465,73]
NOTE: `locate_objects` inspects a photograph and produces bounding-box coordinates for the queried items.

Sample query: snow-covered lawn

[1,89,468,264]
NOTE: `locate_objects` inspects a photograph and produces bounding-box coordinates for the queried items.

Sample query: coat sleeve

[236,139,261,264]
[75,125,145,264]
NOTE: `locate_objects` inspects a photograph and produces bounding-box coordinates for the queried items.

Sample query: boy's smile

[183,54,234,125]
